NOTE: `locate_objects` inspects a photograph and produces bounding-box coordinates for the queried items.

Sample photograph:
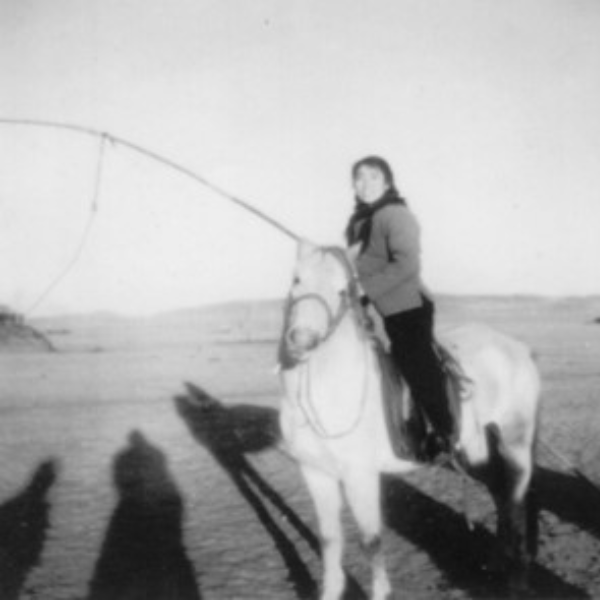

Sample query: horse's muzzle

[284,327,320,363]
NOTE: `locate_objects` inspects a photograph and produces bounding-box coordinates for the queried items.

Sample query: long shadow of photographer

[87,430,201,600]
[174,382,324,599]
[0,459,58,600]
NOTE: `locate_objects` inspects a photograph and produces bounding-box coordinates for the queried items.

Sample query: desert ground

[1,295,600,600]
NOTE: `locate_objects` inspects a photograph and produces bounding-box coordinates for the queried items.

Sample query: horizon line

[26,291,600,321]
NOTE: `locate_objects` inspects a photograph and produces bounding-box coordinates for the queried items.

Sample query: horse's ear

[347,243,361,263]
[297,238,318,260]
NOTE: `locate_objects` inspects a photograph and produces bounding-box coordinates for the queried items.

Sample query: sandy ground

[1,297,600,599]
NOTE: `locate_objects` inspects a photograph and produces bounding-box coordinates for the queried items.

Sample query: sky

[1,0,599,316]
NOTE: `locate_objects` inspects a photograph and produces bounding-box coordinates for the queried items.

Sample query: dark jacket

[352,204,430,316]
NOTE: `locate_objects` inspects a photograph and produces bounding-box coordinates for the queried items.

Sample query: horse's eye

[292,276,300,286]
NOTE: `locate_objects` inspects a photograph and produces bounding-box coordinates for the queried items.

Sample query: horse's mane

[321,245,374,340]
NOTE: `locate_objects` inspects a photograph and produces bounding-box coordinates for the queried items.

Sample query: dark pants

[383,297,454,439]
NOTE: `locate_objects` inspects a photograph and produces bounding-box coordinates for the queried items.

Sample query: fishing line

[24,133,107,316]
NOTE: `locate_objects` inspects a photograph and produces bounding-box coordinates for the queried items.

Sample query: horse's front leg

[301,465,345,600]
[344,469,392,600]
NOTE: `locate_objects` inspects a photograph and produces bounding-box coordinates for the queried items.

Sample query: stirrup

[434,440,467,475]
[423,431,461,465]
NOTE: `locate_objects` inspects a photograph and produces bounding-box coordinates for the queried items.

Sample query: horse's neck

[286,311,374,438]
[312,311,371,372]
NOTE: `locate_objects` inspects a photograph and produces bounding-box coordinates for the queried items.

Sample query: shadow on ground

[174,382,329,599]
[174,383,370,599]
[174,384,590,599]
[383,473,588,599]
[0,459,58,600]
[87,430,201,600]
[534,465,600,541]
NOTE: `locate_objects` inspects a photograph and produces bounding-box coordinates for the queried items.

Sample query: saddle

[376,339,472,463]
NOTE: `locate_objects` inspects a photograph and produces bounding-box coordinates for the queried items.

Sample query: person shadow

[87,430,201,600]
[174,382,367,600]
[0,459,58,600]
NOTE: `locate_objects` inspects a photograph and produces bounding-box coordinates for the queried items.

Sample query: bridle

[281,250,371,438]
[279,247,374,438]
[283,289,351,352]
[282,247,362,361]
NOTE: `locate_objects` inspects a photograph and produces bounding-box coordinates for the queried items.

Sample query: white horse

[279,241,540,600]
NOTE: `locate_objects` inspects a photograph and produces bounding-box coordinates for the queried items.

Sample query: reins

[283,251,371,439]
[284,290,350,350]
[296,340,371,439]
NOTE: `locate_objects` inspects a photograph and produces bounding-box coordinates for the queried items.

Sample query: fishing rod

[0,118,302,242]
[0,118,302,314]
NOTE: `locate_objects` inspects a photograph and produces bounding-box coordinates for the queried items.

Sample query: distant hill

[0,317,56,353]
[32,294,600,327]
[26,294,600,354]
[29,299,286,352]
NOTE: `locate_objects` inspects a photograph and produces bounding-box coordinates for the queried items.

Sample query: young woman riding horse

[280,240,540,600]
[345,156,454,458]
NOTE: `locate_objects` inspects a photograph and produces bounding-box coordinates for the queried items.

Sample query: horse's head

[280,240,359,366]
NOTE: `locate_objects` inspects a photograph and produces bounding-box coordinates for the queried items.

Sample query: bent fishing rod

[0,118,303,314]
[0,118,301,242]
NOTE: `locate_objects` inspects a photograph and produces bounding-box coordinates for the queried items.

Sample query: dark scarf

[345,188,406,251]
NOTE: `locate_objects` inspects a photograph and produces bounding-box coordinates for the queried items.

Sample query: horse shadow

[382,473,588,599]
[534,465,600,541]
[0,459,58,600]
[87,430,201,600]
[174,382,367,600]
[173,384,595,599]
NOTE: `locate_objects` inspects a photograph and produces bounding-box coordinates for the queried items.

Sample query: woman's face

[353,165,389,204]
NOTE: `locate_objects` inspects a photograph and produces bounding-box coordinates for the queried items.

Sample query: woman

[345,155,454,459]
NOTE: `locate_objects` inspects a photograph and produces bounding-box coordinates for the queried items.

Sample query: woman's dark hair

[351,155,399,195]
[346,156,408,248]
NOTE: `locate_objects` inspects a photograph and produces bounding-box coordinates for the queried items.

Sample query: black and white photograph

[1,1,599,598]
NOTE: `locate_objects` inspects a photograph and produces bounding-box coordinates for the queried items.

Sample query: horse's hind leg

[344,470,392,600]
[485,423,536,594]
[301,465,345,600]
